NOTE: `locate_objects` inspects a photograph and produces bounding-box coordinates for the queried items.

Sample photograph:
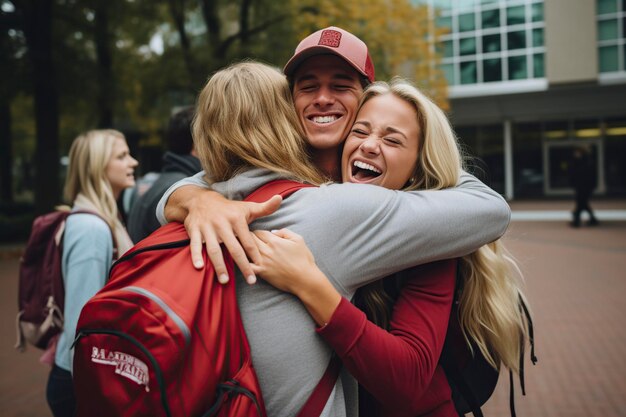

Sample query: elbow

[495,196,512,238]
[483,193,511,240]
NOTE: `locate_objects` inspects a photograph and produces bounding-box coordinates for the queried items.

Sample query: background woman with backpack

[250,79,533,416]
[46,129,137,417]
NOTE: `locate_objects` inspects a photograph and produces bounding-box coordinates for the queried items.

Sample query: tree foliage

[1,0,447,213]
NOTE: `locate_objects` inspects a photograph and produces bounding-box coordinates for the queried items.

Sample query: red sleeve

[317,259,456,415]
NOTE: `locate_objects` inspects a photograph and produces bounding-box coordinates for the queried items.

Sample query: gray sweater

[156,168,510,417]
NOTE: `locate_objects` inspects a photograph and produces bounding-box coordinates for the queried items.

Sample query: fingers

[247,195,282,222]
[217,226,256,285]
[271,228,302,242]
[188,227,206,270]
[253,230,277,244]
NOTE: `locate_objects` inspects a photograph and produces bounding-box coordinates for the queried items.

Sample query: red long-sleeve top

[317,259,458,417]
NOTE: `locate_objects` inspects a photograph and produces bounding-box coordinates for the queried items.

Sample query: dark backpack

[440,263,537,417]
[72,180,340,417]
[15,209,114,351]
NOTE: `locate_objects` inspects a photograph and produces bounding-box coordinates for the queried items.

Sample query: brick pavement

[1,218,625,417]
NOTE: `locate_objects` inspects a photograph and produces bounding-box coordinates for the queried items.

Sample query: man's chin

[306,135,345,151]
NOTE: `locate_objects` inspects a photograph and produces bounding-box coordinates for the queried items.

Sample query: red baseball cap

[283,26,375,83]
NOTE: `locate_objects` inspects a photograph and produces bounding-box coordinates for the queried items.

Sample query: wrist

[296,269,341,327]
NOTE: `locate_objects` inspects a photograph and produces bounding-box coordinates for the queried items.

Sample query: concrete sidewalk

[1,214,625,416]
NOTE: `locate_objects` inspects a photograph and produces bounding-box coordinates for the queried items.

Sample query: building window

[483,58,502,82]
[460,37,477,55]
[507,6,526,25]
[531,2,544,22]
[507,30,527,49]
[597,0,626,73]
[459,12,476,31]
[533,53,545,77]
[434,0,546,87]
[599,45,620,71]
[509,55,528,79]
[461,61,477,84]
[532,28,544,47]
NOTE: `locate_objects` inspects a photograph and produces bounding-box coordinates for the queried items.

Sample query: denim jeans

[46,364,75,417]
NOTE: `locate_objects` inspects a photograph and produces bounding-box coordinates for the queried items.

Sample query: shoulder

[64,213,112,247]
[293,182,397,206]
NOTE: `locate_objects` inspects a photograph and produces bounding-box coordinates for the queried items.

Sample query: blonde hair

[193,61,326,185]
[355,79,529,373]
[64,129,125,232]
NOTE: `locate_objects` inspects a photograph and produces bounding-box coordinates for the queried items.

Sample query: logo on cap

[318,30,342,48]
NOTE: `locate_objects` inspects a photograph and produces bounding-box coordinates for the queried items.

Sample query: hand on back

[171,187,282,284]
[251,229,320,295]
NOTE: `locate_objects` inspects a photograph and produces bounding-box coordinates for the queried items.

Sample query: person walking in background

[127,107,201,242]
[47,130,137,417]
[569,146,599,227]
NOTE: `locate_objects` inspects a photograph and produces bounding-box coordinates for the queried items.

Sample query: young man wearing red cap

[284,27,375,179]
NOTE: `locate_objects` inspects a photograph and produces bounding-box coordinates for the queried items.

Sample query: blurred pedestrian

[47,130,136,417]
[126,107,201,242]
[569,146,599,227]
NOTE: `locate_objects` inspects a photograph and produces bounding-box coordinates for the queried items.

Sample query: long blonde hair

[64,129,125,232]
[355,79,529,373]
[193,61,326,186]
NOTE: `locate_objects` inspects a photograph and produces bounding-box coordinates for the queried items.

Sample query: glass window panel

[442,63,455,85]
[459,13,476,32]
[436,15,452,30]
[482,33,501,52]
[508,55,528,79]
[461,61,477,84]
[483,58,502,82]
[532,28,544,47]
[598,19,619,40]
[460,37,477,55]
[599,45,619,72]
[533,53,545,77]
[481,0,497,4]
[507,6,525,25]
[507,30,526,49]
[532,3,544,22]
[437,40,454,58]
[597,0,617,14]
[482,9,500,29]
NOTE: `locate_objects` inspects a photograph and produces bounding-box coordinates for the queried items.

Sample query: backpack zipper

[122,286,191,346]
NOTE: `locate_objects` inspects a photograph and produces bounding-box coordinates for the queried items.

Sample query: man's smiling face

[292,55,364,153]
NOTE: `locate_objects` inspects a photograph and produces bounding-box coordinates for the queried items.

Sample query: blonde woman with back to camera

[46,130,137,417]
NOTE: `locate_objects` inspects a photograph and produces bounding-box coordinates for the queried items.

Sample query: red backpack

[15,209,114,352]
[72,180,340,417]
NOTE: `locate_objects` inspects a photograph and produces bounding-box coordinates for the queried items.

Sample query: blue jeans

[46,364,75,417]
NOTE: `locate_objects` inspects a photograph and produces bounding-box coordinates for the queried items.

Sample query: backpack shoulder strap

[243,179,315,203]
[296,354,342,417]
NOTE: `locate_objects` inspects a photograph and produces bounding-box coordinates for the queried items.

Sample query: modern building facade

[419,0,626,199]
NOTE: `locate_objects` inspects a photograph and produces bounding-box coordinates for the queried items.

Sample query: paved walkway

[1,201,625,416]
